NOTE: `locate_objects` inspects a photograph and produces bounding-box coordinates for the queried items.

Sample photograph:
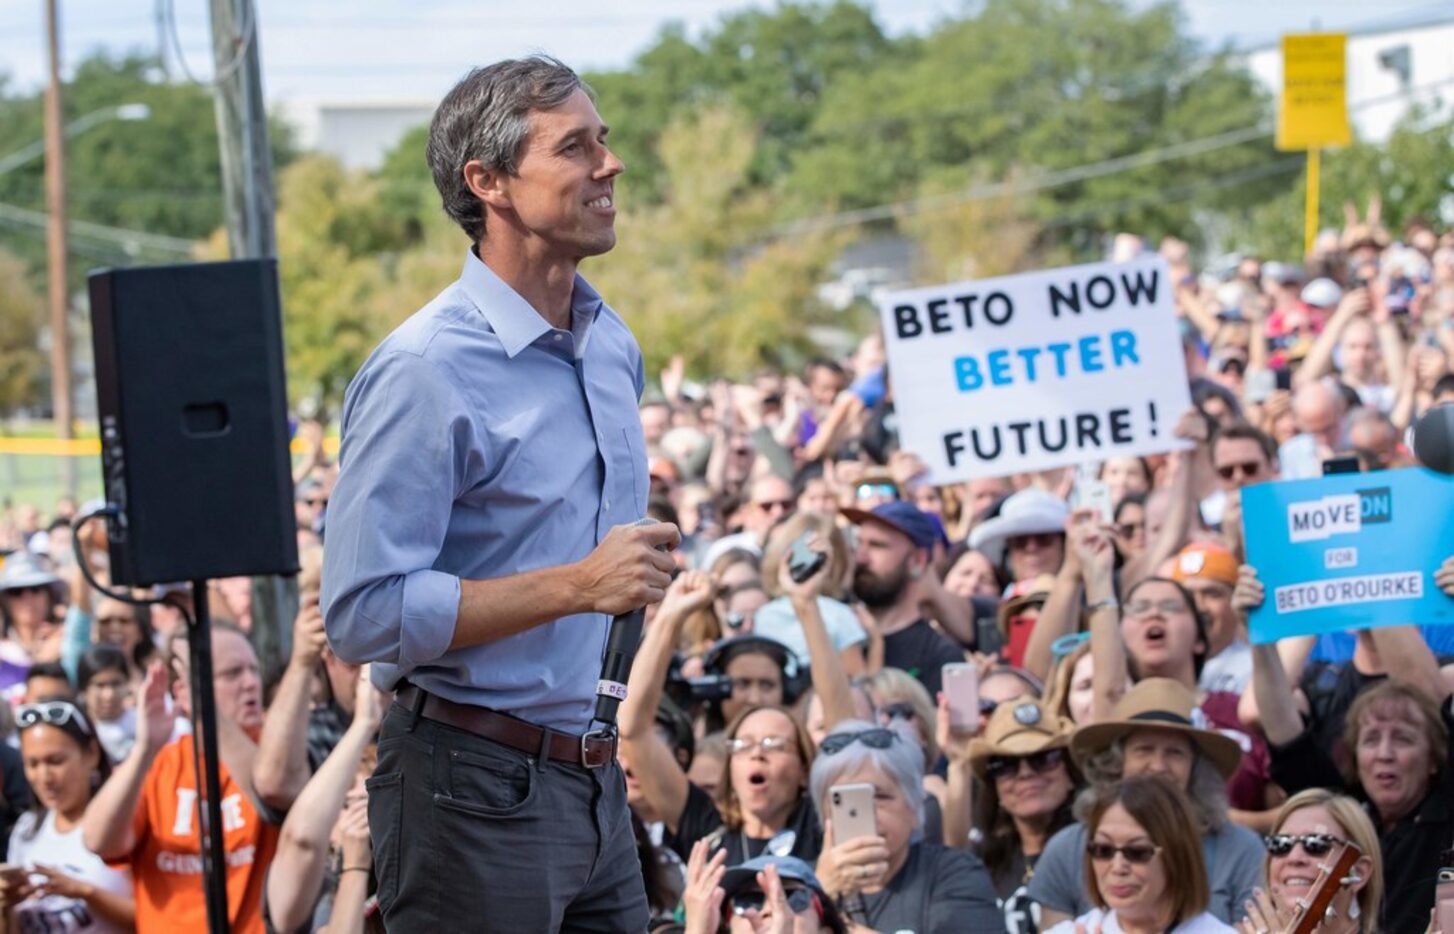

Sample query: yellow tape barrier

[0,437,340,457]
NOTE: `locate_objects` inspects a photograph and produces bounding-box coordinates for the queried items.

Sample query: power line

[766,75,1454,238]
[0,201,195,255]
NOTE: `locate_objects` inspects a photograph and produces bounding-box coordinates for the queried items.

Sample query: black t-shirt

[672,780,822,866]
[883,619,965,697]
[855,842,1007,934]
[1299,660,1384,769]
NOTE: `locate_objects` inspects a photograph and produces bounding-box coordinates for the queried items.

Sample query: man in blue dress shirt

[321,56,680,931]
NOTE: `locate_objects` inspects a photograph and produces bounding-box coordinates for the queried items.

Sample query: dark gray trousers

[367,700,649,932]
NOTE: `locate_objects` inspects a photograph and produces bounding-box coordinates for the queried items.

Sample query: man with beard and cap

[842,502,965,697]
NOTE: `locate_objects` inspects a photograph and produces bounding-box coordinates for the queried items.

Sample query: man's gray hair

[426,55,588,242]
[809,719,926,832]
[1077,736,1230,832]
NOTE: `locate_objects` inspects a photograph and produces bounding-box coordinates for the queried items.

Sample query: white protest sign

[878,256,1193,482]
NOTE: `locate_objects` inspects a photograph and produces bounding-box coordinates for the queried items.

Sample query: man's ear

[462,159,511,212]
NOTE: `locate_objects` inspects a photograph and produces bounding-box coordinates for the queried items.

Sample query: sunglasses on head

[1265,833,1347,858]
[985,747,1064,781]
[819,728,897,756]
[1216,461,1263,481]
[729,885,816,918]
[17,701,90,736]
[1087,841,1161,864]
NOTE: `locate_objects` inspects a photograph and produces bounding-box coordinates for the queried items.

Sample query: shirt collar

[458,250,605,359]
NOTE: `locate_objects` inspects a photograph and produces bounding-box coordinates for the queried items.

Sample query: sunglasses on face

[1216,462,1263,481]
[17,701,90,736]
[1087,841,1161,864]
[729,885,815,917]
[1008,532,1060,551]
[878,702,916,723]
[819,728,898,756]
[985,747,1065,781]
[1265,833,1348,858]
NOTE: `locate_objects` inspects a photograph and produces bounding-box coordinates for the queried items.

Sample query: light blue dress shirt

[321,251,648,732]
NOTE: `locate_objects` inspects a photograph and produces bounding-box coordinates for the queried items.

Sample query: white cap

[1300,278,1343,309]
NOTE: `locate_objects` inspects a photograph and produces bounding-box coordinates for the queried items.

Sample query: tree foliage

[0,248,44,415]
[587,105,847,380]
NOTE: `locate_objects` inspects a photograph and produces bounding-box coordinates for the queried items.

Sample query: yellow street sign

[1277,33,1350,151]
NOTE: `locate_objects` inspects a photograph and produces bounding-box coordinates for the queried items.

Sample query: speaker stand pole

[187,580,232,934]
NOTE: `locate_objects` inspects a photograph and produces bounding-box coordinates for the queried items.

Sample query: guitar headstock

[1287,841,1363,934]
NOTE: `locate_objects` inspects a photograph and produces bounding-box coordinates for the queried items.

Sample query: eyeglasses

[1087,842,1161,864]
[727,735,795,757]
[1008,532,1061,551]
[1124,598,1191,617]
[17,701,91,736]
[755,499,794,514]
[1265,833,1348,858]
[819,728,897,756]
[729,885,815,917]
[1216,461,1264,481]
[854,483,899,502]
[985,747,1065,781]
[878,702,916,723]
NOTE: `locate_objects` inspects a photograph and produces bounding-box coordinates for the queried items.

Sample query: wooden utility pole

[43,0,75,496]
[209,0,275,258]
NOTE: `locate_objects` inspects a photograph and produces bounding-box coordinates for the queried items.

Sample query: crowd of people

[0,205,1453,934]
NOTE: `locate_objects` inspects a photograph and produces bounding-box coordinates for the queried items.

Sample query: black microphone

[593,518,661,727]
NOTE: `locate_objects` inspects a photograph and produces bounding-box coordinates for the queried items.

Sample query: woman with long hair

[0,699,132,932]
[952,699,1079,934]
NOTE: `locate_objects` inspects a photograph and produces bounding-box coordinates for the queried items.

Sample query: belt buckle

[579,727,615,769]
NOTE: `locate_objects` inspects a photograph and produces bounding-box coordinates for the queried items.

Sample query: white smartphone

[942,662,980,733]
[829,783,877,842]
[1074,478,1115,525]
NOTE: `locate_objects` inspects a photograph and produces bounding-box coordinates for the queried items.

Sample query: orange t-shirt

[109,734,279,933]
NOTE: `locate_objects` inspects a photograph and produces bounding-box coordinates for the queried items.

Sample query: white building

[280,99,435,171]
[1242,12,1454,143]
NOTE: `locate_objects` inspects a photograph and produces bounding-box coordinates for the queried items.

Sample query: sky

[0,0,1449,104]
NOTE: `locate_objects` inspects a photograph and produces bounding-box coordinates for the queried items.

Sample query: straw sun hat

[1068,678,1243,779]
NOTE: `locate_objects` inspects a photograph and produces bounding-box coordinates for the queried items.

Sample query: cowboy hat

[968,488,1068,566]
[1069,678,1242,779]
[967,698,1074,783]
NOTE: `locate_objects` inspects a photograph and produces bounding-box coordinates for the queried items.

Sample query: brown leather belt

[395,684,616,769]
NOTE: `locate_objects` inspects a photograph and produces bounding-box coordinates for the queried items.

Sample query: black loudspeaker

[88,259,299,586]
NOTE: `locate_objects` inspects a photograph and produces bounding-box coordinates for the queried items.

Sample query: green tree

[0,247,44,415]
[1239,108,1454,259]
[587,1,892,204]
[586,105,847,379]
[786,0,1275,251]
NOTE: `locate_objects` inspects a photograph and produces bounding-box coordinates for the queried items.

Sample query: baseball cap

[1170,542,1238,587]
[841,501,939,550]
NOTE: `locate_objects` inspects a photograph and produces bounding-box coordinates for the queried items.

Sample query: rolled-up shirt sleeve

[322,350,477,668]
